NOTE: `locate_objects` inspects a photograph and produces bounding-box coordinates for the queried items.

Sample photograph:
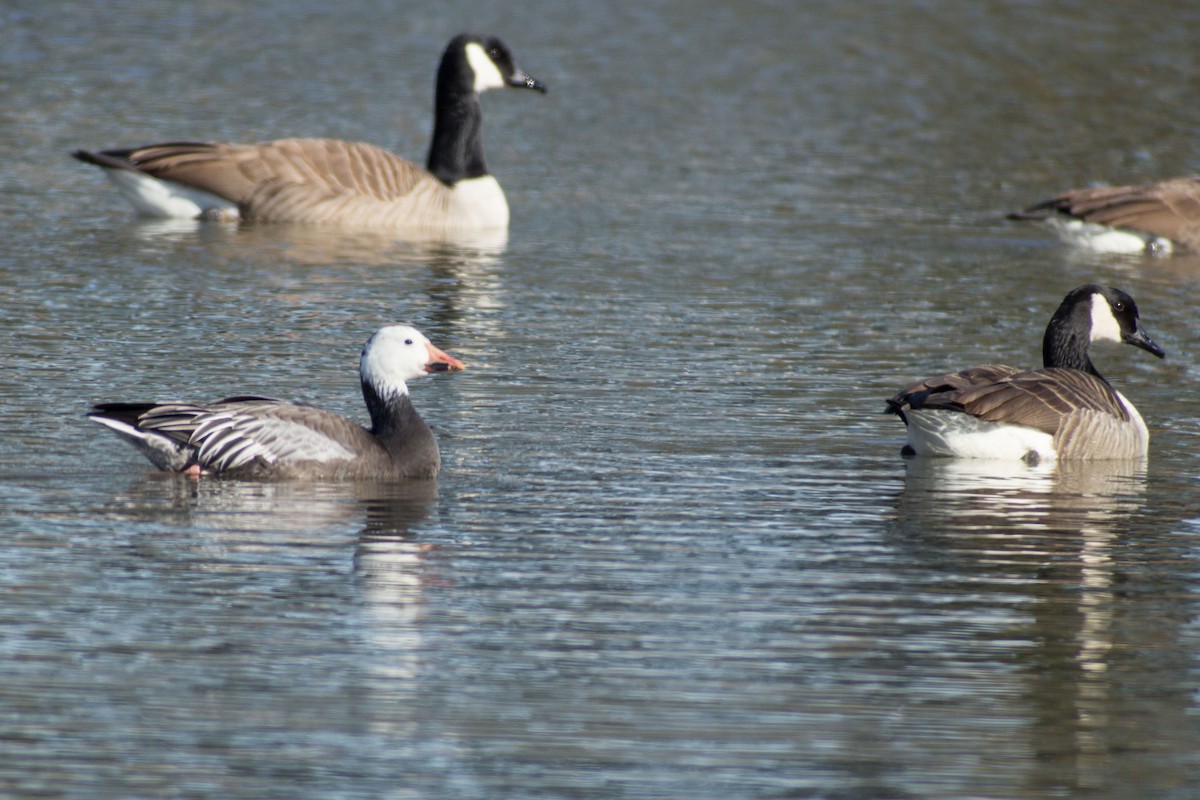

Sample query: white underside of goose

[903,410,1057,462]
[101,168,239,220]
[1044,218,1173,255]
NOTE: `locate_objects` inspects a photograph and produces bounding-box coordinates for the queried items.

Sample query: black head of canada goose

[72,34,546,233]
[1009,177,1200,254]
[887,285,1165,462]
[89,325,464,480]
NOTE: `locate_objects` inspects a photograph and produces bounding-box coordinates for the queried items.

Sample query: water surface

[3,1,1200,797]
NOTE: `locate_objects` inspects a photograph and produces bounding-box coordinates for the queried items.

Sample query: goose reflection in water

[890,457,1163,791]
[120,216,510,267]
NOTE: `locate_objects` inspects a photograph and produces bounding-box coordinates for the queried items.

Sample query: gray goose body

[1009,177,1200,253]
[72,34,545,233]
[89,325,464,480]
[887,285,1165,462]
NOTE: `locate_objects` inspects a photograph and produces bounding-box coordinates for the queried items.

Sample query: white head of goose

[89,325,464,480]
[71,34,546,233]
[1008,177,1200,254]
[887,285,1165,462]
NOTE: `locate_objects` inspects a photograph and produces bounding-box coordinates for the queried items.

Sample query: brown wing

[100,139,435,208]
[905,368,1130,436]
[888,364,1020,420]
[891,365,1021,401]
[1011,177,1200,248]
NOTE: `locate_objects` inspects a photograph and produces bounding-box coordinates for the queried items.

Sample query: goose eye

[1113,301,1125,312]
[404,338,414,345]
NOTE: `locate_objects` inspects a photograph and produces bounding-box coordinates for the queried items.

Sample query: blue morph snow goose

[89,325,464,480]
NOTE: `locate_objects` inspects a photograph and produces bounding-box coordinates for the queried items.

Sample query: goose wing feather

[112,139,438,211]
[1014,177,1200,248]
[887,365,1021,419]
[903,368,1130,436]
[138,399,373,471]
[891,364,1021,400]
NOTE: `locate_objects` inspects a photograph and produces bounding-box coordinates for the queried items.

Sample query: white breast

[446,176,510,229]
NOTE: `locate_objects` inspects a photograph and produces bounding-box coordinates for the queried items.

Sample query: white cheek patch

[465,42,507,93]
[1089,293,1124,343]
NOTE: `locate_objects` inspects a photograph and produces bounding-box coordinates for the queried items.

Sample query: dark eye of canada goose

[1113,301,1125,312]
[487,44,511,69]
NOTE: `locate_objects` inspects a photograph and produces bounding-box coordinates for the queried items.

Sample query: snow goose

[887,285,1165,462]
[89,325,464,480]
[72,33,546,233]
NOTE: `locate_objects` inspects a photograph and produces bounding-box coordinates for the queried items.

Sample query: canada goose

[72,33,546,233]
[886,285,1165,462]
[89,325,464,480]
[1009,177,1200,254]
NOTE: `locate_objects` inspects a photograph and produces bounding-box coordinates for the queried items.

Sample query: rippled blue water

[3,1,1200,797]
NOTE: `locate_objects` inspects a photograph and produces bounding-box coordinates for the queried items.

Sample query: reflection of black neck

[426,58,487,185]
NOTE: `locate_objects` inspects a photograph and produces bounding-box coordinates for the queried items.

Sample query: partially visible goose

[1009,177,1200,254]
[89,325,464,480]
[887,285,1165,462]
[72,33,546,233]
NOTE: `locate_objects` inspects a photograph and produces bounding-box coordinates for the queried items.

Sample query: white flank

[905,410,1057,462]
[1046,218,1172,255]
[102,168,239,220]
[447,176,509,228]
[465,42,507,93]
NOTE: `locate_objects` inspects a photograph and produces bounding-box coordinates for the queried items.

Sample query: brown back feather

[895,367,1130,437]
[120,139,436,209]
[1015,177,1200,249]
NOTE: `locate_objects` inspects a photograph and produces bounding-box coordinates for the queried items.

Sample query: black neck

[1042,309,1104,381]
[425,62,488,185]
[362,380,437,458]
